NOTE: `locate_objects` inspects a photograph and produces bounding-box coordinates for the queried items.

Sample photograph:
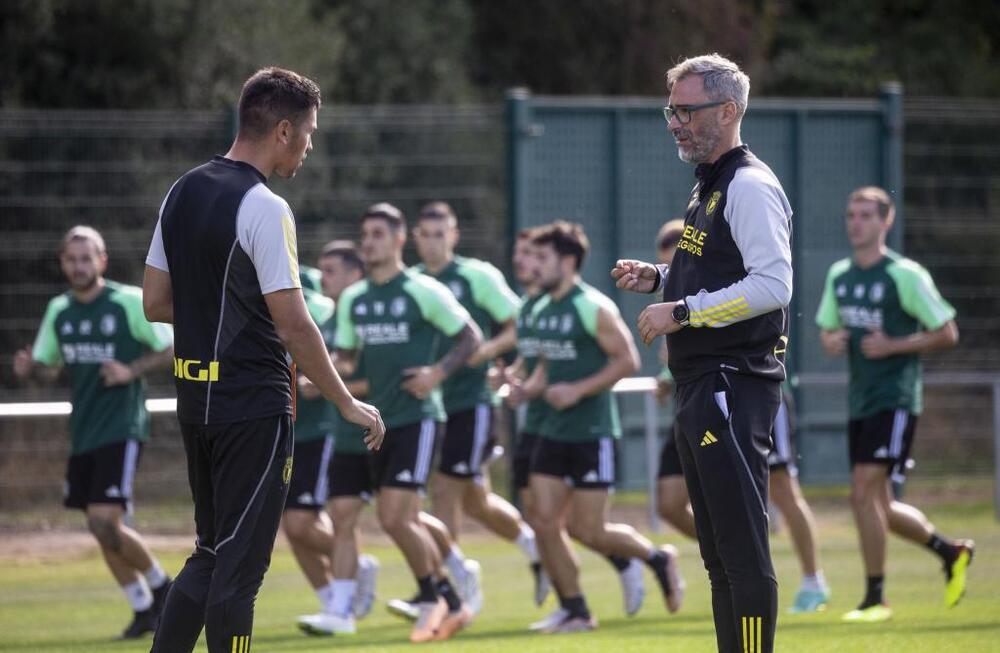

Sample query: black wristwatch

[671,301,690,327]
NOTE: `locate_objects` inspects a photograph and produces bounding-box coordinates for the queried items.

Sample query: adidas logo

[105,485,122,498]
[582,470,599,483]
[395,469,414,483]
[700,431,719,447]
[873,446,889,459]
[297,492,315,505]
[452,462,470,475]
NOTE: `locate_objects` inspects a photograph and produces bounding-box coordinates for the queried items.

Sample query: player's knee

[377,508,411,536]
[566,521,601,549]
[329,509,360,536]
[658,494,688,525]
[87,514,122,551]
[282,514,313,542]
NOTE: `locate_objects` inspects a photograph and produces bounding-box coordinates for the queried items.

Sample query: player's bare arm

[819,329,850,357]
[402,321,483,400]
[860,320,959,360]
[100,346,174,387]
[12,346,60,384]
[266,288,385,449]
[545,307,640,411]
[142,265,173,324]
[467,318,517,367]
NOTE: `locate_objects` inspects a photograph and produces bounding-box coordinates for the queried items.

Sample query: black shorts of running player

[285,436,335,511]
[438,404,494,479]
[64,439,143,511]
[530,436,617,490]
[849,409,918,482]
[329,452,375,502]
[657,425,685,479]
[766,392,798,476]
[370,419,443,491]
[513,432,541,490]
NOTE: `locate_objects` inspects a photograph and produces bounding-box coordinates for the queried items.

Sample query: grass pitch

[0,491,997,652]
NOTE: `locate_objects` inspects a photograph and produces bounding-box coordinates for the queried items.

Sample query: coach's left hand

[100,360,135,386]
[638,302,683,345]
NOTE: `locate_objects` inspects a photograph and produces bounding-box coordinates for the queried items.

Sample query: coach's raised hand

[611,259,659,293]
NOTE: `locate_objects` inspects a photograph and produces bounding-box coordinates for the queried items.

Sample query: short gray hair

[666,53,750,118]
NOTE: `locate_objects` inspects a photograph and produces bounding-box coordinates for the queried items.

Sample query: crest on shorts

[283,456,293,485]
[705,191,722,216]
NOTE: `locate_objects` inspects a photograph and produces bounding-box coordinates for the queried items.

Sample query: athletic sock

[445,547,469,583]
[123,579,154,612]
[330,579,357,617]
[562,595,591,620]
[416,575,438,603]
[800,571,828,593]
[859,575,884,609]
[143,561,169,590]
[645,549,673,594]
[435,578,462,613]
[516,525,540,563]
[317,581,336,613]
[606,554,631,573]
[556,592,569,611]
[925,533,960,567]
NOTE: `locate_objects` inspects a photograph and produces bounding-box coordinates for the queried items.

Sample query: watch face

[672,304,689,323]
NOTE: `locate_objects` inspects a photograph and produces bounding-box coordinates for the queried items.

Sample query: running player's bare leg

[461,474,524,541]
[330,498,365,580]
[566,489,656,559]
[656,476,697,539]
[431,475,467,537]
[881,482,935,543]
[770,469,821,576]
[86,504,158,579]
[378,488,435,578]
[282,510,334,589]
[850,464,889,577]
[530,474,579,598]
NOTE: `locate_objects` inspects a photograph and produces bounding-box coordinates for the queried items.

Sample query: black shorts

[329,452,374,501]
[657,428,684,478]
[513,432,541,490]
[767,392,798,476]
[439,405,494,479]
[64,440,143,511]
[285,436,335,511]
[849,409,918,480]
[370,419,442,491]
[530,436,617,489]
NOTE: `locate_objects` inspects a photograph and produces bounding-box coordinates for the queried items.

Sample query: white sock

[317,581,336,613]
[800,571,827,592]
[445,548,468,583]
[329,579,357,618]
[516,525,540,563]
[143,561,168,589]
[123,580,153,612]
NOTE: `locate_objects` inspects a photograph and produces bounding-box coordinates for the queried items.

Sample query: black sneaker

[118,608,157,639]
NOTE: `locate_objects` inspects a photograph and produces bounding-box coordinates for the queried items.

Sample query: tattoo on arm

[438,324,478,377]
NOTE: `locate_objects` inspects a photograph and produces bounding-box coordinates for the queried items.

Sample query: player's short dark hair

[848,186,895,221]
[319,240,364,272]
[237,67,321,139]
[361,202,406,231]
[417,201,457,227]
[532,220,589,271]
[517,226,541,241]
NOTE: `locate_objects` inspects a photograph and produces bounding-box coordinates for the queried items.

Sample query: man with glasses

[613,54,793,653]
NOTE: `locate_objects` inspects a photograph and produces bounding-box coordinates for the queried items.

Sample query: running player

[13,226,174,639]
[499,226,645,619]
[816,186,972,622]
[653,219,830,613]
[144,67,384,653]
[524,221,684,633]
[285,242,379,636]
[335,203,480,642]
[411,202,545,602]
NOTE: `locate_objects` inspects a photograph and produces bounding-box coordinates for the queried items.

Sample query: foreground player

[13,226,174,640]
[335,203,480,642]
[500,227,645,619]
[144,67,383,653]
[525,222,684,633]
[614,54,793,653]
[816,186,972,622]
[286,242,379,636]
[412,202,546,601]
[653,220,830,613]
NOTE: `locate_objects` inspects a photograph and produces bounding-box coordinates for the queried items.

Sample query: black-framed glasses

[662,101,728,124]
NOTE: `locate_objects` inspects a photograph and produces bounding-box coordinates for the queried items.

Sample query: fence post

[644,390,661,533]
[880,81,905,248]
[994,381,1000,522]
[506,88,533,241]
